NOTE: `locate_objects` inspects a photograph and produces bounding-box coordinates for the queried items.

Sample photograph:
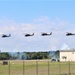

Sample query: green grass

[0,60,75,75]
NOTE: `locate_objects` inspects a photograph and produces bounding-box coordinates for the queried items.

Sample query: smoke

[9,52,27,60]
[61,43,70,50]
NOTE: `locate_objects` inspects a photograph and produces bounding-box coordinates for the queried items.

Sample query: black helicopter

[2,34,11,38]
[66,32,75,36]
[25,33,34,37]
[41,32,52,36]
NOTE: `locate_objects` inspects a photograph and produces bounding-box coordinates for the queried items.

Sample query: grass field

[0,60,75,75]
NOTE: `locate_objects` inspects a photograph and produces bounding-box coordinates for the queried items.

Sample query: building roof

[60,49,75,52]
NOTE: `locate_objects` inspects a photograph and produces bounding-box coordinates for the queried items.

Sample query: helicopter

[24,33,34,37]
[2,34,11,38]
[66,32,75,36]
[41,32,52,36]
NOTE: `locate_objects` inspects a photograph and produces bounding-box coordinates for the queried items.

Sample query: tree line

[26,52,50,59]
[0,51,59,60]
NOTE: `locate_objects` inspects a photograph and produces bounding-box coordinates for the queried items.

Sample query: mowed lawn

[0,60,75,75]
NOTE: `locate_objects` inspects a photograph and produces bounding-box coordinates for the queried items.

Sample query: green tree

[0,52,11,60]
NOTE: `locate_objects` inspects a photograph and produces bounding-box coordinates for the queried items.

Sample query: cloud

[33,16,50,23]
[0,19,36,34]
[61,43,70,50]
[0,16,74,34]
[20,23,36,32]
[0,16,75,52]
[33,16,75,33]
